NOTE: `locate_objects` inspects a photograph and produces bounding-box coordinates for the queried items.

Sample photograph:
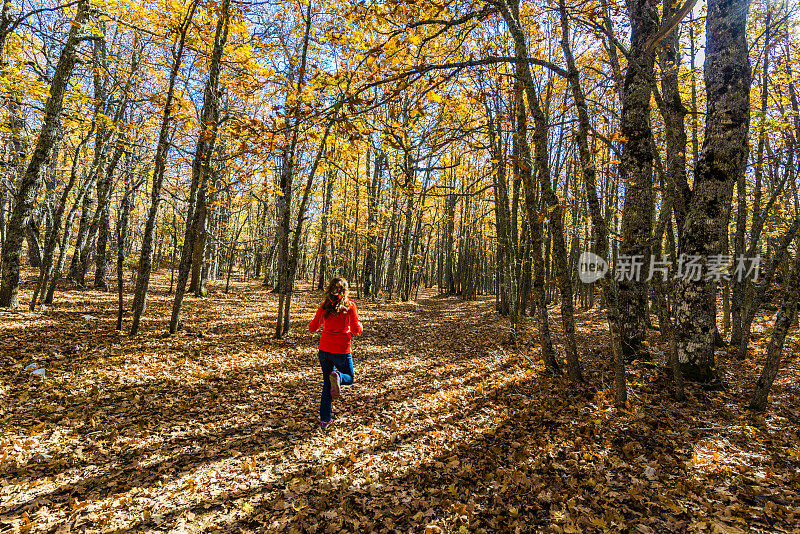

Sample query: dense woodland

[1,0,800,401]
[2,0,800,530]
[3,0,800,406]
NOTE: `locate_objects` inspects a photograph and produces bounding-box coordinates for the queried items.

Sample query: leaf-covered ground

[1,274,799,533]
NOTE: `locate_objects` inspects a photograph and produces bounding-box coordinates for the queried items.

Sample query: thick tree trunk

[675,0,751,382]
[0,0,90,308]
[618,0,659,360]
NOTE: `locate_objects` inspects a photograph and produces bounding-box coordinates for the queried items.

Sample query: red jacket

[309,300,363,354]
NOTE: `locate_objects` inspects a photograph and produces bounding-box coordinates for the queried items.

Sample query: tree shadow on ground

[2,282,798,534]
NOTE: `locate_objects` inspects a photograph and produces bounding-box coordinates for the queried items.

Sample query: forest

[1,0,799,531]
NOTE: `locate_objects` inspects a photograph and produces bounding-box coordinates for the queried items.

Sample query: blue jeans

[319,350,354,422]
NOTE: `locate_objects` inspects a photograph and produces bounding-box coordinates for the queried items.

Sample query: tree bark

[274,0,321,337]
[558,0,627,401]
[316,169,335,290]
[0,0,90,308]
[130,0,198,335]
[93,145,124,289]
[749,242,800,411]
[170,0,229,333]
[618,0,659,360]
[30,126,95,309]
[363,150,384,297]
[398,149,416,302]
[513,83,556,373]
[675,0,751,382]
[498,0,574,378]
[117,155,139,330]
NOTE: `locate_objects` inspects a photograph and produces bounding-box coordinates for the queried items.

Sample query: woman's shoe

[320,418,333,430]
[330,370,341,400]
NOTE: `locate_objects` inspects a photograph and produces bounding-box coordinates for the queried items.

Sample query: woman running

[309,277,362,429]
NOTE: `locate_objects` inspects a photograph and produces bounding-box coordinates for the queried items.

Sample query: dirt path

[1,277,798,533]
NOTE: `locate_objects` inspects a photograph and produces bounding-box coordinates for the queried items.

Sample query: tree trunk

[68,174,97,286]
[188,179,208,295]
[275,0,317,338]
[117,155,137,330]
[513,84,556,373]
[0,0,90,308]
[130,0,198,335]
[363,151,383,297]
[317,169,335,290]
[488,110,512,317]
[25,219,42,268]
[45,171,93,305]
[558,0,627,402]
[498,0,571,377]
[170,0,229,333]
[736,219,800,360]
[71,37,114,287]
[675,0,751,382]
[93,145,124,289]
[30,127,94,309]
[617,0,659,360]
[749,244,800,411]
[398,151,416,302]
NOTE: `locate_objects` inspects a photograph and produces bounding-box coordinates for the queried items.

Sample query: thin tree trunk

[317,170,335,290]
[398,151,416,302]
[363,151,383,297]
[749,244,800,411]
[274,1,314,336]
[130,1,198,335]
[116,155,139,330]
[93,145,125,289]
[499,0,571,377]
[513,83,556,373]
[170,0,229,333]
[30,126,95,309]
[558,0,627,401]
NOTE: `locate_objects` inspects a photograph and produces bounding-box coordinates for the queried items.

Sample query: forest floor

[1,272,799,534]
